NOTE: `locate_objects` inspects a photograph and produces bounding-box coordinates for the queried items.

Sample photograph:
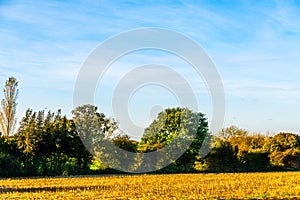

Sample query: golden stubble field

[0,172,300,199]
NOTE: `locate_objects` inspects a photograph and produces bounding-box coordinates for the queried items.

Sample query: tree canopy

[0,77,299,176]
[138,107,209,171]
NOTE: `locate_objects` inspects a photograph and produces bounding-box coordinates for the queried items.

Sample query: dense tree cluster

[1,106,299,177]
[195,127,300,172]
[0,109,93,176]
[0,77,299,177]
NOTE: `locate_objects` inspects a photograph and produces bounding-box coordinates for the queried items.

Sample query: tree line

[0,77,299,177]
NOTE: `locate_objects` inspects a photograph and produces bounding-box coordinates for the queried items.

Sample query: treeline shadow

[0,185,114,193]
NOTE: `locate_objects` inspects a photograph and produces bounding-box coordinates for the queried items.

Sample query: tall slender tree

[0,77,19,136]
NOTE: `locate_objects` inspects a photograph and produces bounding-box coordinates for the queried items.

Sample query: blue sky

[0,0,300,138]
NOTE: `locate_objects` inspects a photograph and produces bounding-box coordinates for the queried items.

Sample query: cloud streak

[0,0,299,135]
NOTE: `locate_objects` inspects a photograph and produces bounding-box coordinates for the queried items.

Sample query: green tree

[229,134,268,158]
[138,107,209,171]
[15,108,94,176]
[269,149,300,169]
[266,132,300,169]
[72,104,118,166]
[138,107,182,151]
[37,109,92,175]
[0,136,22,176]
[202,140,237,172]
[65,119,93,173]
[15,109,40,175]
[112,134,138,153]
[0,77,18,136]
[238,149,270,170]
[264,132,300,153]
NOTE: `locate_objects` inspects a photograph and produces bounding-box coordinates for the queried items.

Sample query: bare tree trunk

[0,77,18,136]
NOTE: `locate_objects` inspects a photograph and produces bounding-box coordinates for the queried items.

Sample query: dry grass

[0,172,300,199]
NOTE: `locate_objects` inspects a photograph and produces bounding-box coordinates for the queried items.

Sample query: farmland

[1,172,300,199]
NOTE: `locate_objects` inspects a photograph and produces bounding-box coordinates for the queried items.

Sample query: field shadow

[0,185,114,193]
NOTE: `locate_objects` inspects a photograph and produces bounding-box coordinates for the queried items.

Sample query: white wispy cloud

[0,0,299,135]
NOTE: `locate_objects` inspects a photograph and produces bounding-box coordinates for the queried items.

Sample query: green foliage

[13,108,94,176]
[197,131,300,172]
[89,158,108,171]
[239,149,270,170]
[193,160,209,171]
[203,139,237,172]
[112,134,138,152]
[263,133,300,169]
[0,99,299,176]
[139,107,183,147]
[72,104,118,152]
[264,132,300,153]
[0,137,23,176]
[1,77,300,175]
[138,107,209,171]
[270,149,300,168]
